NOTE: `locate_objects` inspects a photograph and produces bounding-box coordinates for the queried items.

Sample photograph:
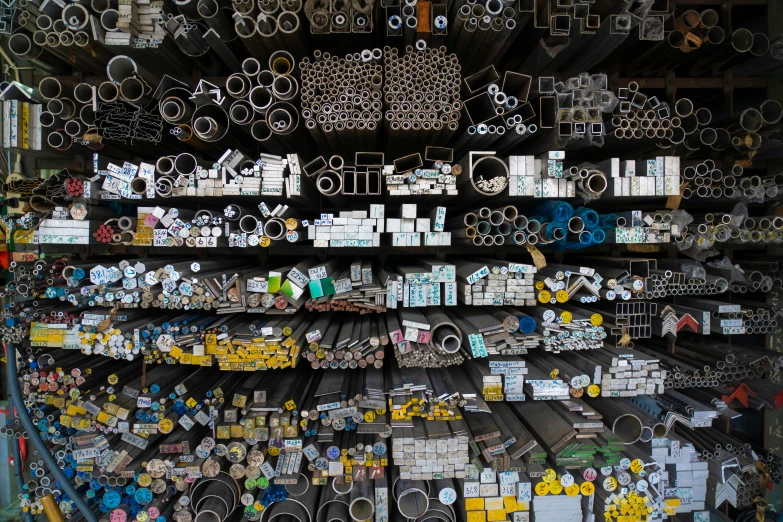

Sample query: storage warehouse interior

[0,0,782,521]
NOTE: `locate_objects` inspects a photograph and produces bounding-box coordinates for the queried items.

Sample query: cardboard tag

[525,244,546,269]
[666,181,688,210]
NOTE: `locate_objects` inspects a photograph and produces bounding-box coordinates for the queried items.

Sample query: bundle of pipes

[383,45,462,157]
[678,205,783,256]
[448,205,535,246]
[299,48,384,155]
[634,337,775,390]
[684,163,781,208]
[8,2,162,75]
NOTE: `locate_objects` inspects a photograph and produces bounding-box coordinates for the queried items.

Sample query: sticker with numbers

[463,482,479,497]
[580,481,595,496]
[438,487,456,505]
[534,482,549,496]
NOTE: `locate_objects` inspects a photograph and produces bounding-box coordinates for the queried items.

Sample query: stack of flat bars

[597,345,665,396]
[457,263,537,306]
[532,490,583,522]
[524,364,570,400]
[476,400,539,472]
[391,416,471,480]
[357,367,389,434]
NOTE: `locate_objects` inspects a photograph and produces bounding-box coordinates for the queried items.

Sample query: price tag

[463,482,480,497]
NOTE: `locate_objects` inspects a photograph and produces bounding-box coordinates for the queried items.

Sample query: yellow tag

[590,313,603,326]
[587,384,601,398]
[535,280,545,290]
[555,290,569,303]
[108,374,119,385]
[549,369,559,379]
[485,498,503,510]
[549,481,563,495]
[285,218,298,230]
[503,496,518,512]
[535,482,550,496]
[560,311,572,324]
[364,411,376,423]
[284,400,296,411]
[169,346,183,359]
[630,459,644,474]
[487,509,506,522]
[158,418,174,434]
[259,236,271,247]
[603,477,618,491]
[465,498,484,511]
[185,398,197,409]
[538,290,551,303]
[137,473,152,487]
[664,499,680,507]
[565,483,580,497]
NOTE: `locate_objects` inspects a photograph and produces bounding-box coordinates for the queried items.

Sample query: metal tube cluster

[4,0,783,520]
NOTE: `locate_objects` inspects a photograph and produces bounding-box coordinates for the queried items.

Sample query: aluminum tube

[348,478,374,521]
[249,86,273,112]
[175,153,199,175]
[120,77,146,102]
[269,50,295,75]
[39,77,65,100]
[316,170,342,196]
[156,156,175,175]
[62,2,90,29]
[226,73,253,98]
[760,100,783,125]
[229,100,255,125]
[394,479,429,519]
[9,33,43,60]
